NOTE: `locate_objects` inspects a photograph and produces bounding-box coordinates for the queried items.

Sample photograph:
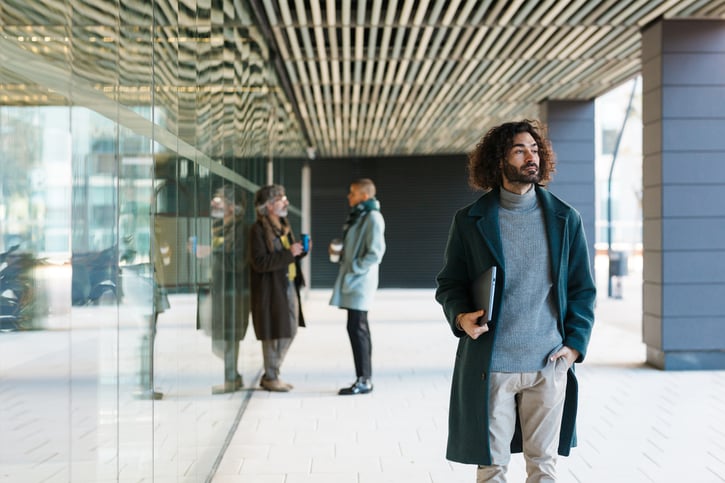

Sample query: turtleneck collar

[499,184,537,212]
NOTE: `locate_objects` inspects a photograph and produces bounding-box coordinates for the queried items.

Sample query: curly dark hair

[467,119,556,191]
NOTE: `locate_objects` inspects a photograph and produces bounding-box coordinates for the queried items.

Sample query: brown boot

[260,378,290,392]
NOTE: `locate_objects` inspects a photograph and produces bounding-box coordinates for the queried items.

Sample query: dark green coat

[435,186,596,465]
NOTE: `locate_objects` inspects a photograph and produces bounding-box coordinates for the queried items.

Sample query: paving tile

[310,455,382,473]
[239,454,312,474]
[209,278,725,483]
[286,474,358,483]
[6,264,724,483]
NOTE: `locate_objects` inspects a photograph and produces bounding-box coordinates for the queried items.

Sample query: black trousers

[346,309,372,379]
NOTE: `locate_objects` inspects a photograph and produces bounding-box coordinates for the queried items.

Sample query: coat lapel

[469,189,505,269]
[468,186,568,282]
[537,186,567,290]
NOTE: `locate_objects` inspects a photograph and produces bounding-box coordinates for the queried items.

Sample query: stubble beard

[502,161,541,186]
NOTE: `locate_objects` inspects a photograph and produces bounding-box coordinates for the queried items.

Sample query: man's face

[347,184,368,207]
[501,131,540,190]
[268,193,288,217]
[211,193,236,219]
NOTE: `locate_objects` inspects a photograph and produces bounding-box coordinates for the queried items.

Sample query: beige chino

[477,357,569,483]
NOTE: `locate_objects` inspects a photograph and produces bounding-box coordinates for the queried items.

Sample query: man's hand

[549,346,580,367]
[456,310,489,339]
[290,242,304,256]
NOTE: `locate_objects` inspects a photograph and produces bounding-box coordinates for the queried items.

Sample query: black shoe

[338,378,373,395]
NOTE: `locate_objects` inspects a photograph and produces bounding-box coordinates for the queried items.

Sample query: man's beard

[274,207,288,218]
[502,161,541,185]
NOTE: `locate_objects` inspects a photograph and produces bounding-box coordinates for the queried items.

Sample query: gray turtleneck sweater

[490,187,562,372]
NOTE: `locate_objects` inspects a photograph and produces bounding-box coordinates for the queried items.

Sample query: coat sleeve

[435,213,471,337]
[562,212,596,362]
[248,223,295,273]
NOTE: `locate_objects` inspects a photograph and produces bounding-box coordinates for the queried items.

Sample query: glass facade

[0,1,305,481]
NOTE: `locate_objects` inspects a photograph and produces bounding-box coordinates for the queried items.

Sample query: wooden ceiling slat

[268,0,724,156]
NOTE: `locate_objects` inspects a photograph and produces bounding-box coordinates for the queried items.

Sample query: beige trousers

[476,358,568,483]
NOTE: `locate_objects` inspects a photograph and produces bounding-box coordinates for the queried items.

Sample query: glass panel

[0,1,307,481]
[0,102,75,482]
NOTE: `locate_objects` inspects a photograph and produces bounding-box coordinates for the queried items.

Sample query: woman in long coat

[249,185,306,392]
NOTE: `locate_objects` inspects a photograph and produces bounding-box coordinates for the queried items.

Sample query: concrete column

[641,19,725,370]
[540,100,597,272]
[301,161,311,294]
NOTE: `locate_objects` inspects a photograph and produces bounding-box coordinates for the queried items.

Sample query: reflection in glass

[195,184,251,393]
[1,0,306,481]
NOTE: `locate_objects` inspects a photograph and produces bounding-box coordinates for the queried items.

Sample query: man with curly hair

[436,120,596,482]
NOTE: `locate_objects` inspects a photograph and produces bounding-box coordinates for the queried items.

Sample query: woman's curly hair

[467,119,556,191]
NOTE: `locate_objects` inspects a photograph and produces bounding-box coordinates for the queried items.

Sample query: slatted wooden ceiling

[256,0,725,157]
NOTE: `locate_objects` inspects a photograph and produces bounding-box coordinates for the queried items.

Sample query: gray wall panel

[548,184,595,207]
[661,283,724,320]
[544,120,595,140]
[663,251,725,283]
[662,86,725,118]
[553,142,596,162]
[643,19,725,368]
[648,348,725,370]
[662,120,725,151]
[662,53,725,84]
[544,100,597,277]
[662,152,725,183]
[552,163,598,182]
[662,186,725,217]
[543,100,595,120]
[662,20,725,52]
[663,317,725,350]
[661,218,725,250]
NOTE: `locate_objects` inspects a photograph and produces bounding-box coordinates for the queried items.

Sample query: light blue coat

[330,209,386,311]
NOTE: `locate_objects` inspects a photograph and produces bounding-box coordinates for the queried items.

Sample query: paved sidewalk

[211,281,725,482]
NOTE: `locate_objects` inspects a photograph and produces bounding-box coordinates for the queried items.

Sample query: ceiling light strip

[294,2,331,153]
[357,0,383,154]
[364,0,399,153]
[368,0,418,151]
[375,0,440,150]
[309,1,337,154]
[395,18,497,143]
[325,0,343,156]
[273,0,319,143]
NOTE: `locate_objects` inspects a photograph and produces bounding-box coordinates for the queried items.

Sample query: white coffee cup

[329,238,343,263]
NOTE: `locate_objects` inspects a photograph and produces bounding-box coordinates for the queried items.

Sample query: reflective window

[0,1,305,480]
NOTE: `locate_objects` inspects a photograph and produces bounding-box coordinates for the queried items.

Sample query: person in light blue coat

[330,178,386,395]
